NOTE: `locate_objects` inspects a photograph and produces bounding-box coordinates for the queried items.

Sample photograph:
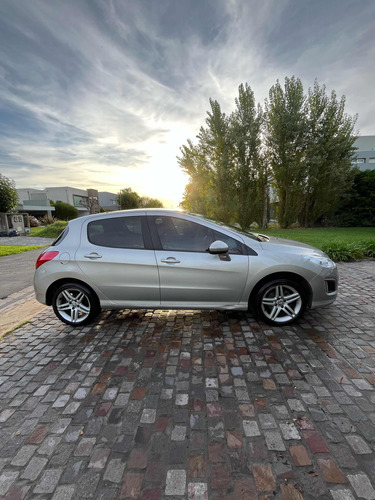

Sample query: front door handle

[84,253,102,259]
[161,257,180,264]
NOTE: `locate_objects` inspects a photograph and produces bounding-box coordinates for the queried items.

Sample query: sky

[1,0,375,207]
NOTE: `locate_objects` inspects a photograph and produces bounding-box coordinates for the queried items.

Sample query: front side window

[154,216,214,252]
[213,230,243,254]
[88,216,145,249]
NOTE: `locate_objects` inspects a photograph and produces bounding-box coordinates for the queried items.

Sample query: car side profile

[34,209,338,327]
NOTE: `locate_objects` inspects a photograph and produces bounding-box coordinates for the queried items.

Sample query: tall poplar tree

[300,81,357,226]
[231,83,266,229]
[179,99,235,223]
[265,77,307,228]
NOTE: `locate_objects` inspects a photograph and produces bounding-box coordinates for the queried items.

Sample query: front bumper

[309,266,339,309]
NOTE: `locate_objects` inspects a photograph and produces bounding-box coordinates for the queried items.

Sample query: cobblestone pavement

[0,261,374,500]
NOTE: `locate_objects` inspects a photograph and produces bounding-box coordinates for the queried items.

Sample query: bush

[35,221,68,238]
[54,201,78,220]
[360,240,375,258]
[40,215,58,225]
[322,240,375,262]
[334,169,375,227]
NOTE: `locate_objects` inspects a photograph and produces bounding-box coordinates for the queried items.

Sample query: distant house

[98,191,120,211]
[17,187,101,217]
[352,136,375,171]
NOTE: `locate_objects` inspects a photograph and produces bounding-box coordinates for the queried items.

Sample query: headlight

[306,256,336,269]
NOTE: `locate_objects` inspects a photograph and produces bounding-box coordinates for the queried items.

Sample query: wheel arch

[249,271,313,310]
[46,278,100,307]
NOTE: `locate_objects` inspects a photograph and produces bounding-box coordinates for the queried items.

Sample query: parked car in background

[34,209,338,327]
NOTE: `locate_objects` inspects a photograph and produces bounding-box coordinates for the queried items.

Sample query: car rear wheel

[52,283,100,326]
[255,279,307,326]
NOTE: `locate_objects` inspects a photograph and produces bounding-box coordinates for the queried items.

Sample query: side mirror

[209,240,229,254]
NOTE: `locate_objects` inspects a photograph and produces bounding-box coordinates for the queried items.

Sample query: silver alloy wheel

[55,287,91,324]
[260,284,302,324]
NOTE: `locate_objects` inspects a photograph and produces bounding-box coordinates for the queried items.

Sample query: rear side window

[88,216,145,249]
[52,226,69,246]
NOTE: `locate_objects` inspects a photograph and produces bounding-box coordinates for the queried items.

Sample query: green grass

[29,221,68,238]
[255,227,375,246]
[0,245,45,257]
[254,227,375,261]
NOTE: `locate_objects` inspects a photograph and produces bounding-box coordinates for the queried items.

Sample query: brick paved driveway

[0,261,374,500]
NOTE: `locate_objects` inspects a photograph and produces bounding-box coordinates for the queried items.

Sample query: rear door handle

[84,253,102,259]
[161,257,180,264]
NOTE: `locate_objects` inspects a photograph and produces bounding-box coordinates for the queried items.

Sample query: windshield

[190,213,259,241]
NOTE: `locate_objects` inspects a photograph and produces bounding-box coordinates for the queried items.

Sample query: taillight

[36,251,59,269]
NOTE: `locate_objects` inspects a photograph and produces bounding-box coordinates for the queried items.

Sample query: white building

[98,191,120,211]
[352,136,375,171]
[17,186,100,217]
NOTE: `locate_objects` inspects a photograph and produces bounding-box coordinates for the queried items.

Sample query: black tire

[52,283,100,326]
[254,279,307,326]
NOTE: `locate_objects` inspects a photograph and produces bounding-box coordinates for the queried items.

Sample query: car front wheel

[255,279,307,326]
[52,283,100,326]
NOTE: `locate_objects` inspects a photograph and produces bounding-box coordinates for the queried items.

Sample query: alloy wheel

[55,287,91,324]
[260,284,302,324]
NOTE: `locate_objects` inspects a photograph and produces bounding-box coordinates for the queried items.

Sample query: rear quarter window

[52,226,69,246]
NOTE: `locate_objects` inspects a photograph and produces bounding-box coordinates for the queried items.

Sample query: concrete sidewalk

[0,286,46,337]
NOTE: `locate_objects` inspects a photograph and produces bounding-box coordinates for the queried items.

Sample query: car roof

[68,208,184,226]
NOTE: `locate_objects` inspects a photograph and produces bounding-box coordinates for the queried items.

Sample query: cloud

[0,0,375,206]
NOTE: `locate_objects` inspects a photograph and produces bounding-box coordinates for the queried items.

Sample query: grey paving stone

[258,414,277,429]
[165,469,186,496]
[74,471,100,498]
[11,445,37,466]
[264,430,286,451]
[243,420,261,437]
[103,458,126,483]
[171,425,187,441]
[74,438,96,457]
[33,468,63,494]
[279,422,301,440]
[52,485,75,500]
[0,469,19,495]
[348,473,375,500]
[345,434,373,454]
[21,456,48,480]
[60,460,85,484]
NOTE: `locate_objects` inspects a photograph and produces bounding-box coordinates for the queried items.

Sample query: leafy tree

[140,196,164,208]
[265,77,307,228]
[300,81,357,226]
[0,174,18,212]
[117,188,141,209]
[231,83,266,228]
[179,99,236,223]
[179,77,357,229]
[179,140,214,216]
[334,169,375,226]
[117,188,163,209]
[54,201,78,220]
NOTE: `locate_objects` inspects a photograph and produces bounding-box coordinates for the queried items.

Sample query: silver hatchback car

[34,209,338,327]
